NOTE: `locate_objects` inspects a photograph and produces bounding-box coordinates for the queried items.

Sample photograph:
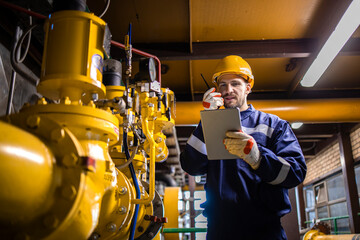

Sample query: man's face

[218,74,251,110]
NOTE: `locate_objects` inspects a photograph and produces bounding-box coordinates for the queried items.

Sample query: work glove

[223,130,261,169]
[202,87,223,110]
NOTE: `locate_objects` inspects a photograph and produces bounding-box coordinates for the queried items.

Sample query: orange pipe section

[175,98,360,125]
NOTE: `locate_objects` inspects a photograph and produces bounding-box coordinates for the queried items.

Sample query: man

[180,55,306,240]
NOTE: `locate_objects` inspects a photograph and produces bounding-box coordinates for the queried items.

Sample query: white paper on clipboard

[200,108,242,160]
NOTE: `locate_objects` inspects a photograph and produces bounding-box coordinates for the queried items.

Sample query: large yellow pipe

[175,98,360,125]
[0,121,56,224]
[303,229,360,240]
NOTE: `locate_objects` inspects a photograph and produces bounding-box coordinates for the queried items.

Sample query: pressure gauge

[134,58,157,83]
[148,58,156,82]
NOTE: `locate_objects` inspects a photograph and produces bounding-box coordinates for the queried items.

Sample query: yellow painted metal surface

[0,121,55,224]
[175,99,360,125]
[189,58,302,94]
[88,0,189,43]
[39,10,107,102]
[303,229,360,240]
[191,0,322,42]
[0,6,175,240]
[163,187,180,240]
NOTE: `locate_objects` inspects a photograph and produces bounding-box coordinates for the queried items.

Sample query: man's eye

[231,82,240,87]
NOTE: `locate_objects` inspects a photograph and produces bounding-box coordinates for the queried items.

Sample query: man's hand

[202,87,223,110]
[223,130,261,169]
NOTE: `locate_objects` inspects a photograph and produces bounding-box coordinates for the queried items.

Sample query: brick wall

[350,126,360,160]
[303,125,360,185]
[303,141,341,185]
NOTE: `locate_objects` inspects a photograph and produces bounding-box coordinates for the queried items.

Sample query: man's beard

[224,95,245,109]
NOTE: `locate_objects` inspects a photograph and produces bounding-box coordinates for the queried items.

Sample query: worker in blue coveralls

[180,55,307,240]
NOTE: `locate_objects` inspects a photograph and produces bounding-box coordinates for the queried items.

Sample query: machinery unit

[0,2,175,240]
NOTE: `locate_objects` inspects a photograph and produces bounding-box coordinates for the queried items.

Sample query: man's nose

[224,83,233,93]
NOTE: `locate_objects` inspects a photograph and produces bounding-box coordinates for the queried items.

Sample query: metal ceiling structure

[0,0,360,181]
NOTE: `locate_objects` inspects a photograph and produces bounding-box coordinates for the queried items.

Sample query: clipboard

[200,108,242,160]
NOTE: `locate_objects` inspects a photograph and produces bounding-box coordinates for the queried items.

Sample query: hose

[124,131,140,240]
[115,145,138,169]
[98,0,110,18]
[10,20,39,86]
[6,25,21,115]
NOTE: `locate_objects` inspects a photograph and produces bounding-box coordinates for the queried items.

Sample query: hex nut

[119,187,127,195]
[51,128,65,142]
[117,206,127,214]
[62,153,78,167]
[26,115,40,129]
[43,215,59,229]
[61,184,77,200]
[106,222,117,232]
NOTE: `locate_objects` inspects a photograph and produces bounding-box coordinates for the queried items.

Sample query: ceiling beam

[125,38,360,61]
[129,39,316,61]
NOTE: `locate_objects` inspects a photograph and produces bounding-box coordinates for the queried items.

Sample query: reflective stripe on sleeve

[268,157,290,185]
[242,124,274,138]
[187,134,207,155]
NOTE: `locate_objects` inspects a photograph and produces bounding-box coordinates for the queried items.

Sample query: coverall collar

[240,104,254,120]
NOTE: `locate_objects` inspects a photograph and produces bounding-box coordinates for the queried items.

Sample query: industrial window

[180,190,207,240]
[354,165,360,201]
[303,173,349,233]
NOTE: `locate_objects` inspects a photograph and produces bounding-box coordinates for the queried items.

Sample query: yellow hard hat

[212,55,254,88]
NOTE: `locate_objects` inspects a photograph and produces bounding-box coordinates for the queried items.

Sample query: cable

[116,145,138,169]
[10,21,39,86]
[124,131,140,240]
[98,0,110,18]
[6,25,21,115]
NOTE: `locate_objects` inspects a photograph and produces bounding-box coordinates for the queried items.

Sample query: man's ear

[245,83,252,95]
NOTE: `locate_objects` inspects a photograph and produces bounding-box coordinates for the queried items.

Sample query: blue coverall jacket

[180,105,307,240]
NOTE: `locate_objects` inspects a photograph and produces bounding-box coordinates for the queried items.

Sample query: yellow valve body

[38,10,107,102]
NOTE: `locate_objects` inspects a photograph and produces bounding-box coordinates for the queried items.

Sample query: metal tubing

[131,115,155,204]
[0,1,46,20]
[132,93,156,204]
[110,40,162,85]
[175,99,360,125]
[6,70,17,115]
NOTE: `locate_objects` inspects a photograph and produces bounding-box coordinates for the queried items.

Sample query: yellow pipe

[132,94,156,204]
[303,229,360,240]
[175,98,360,125]
[314,235,360,240]
[0,121,56,224]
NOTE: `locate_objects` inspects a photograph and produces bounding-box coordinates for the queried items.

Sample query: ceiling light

[291,122,303,129]
[300,0,360,87]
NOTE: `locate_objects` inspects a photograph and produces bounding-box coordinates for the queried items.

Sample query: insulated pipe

[174,98,360,125]
[0,121,55,224]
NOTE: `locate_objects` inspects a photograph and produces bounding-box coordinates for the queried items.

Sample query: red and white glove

[202,87,223,110]
[223,130,261,169]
